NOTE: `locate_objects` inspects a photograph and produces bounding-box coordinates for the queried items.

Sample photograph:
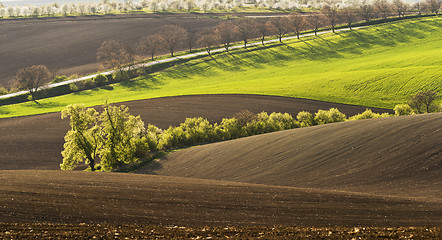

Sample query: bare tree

[289,12,305,39]
[425,0,441,15]
[235,18,257,48]
[257,20,272,45]
[215,21,236,52]
[409,90,439,113]
[197,28,218,56]
[393,0,408,17]
[270,16,290,42]
[360,0,375,24]
[97,40,131,73]
[308,13,326,36]
[342,7,358,30]
[138,33,162,60]
[413,2,423,16]
[160,25,187,56]
[374,0,391,20]
[322,3,339,33]
[184,30,197,52]
[16,65,52,103]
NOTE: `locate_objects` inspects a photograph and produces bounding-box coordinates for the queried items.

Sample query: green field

[1,17,441,118]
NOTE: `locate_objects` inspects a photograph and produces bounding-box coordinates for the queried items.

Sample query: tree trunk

[88,157,95,171]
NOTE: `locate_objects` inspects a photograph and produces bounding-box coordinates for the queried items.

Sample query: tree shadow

[119,75,165,91]
[27,101,65,109]
[0,107,10,115]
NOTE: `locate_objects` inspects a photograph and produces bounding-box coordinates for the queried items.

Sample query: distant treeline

[0,0,440,19]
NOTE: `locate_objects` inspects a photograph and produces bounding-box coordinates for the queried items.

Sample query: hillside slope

[1,170,440,226]
[141,113,442,201]
[1,17,440,118]
[0,95,389,170]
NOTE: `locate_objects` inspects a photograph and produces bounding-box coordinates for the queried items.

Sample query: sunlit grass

[1,17,440,118]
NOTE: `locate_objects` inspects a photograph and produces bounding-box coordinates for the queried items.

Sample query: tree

[374,0,391,20]
[413,2,423,16]
[215,21,236,52]
[235,18,257,48]
[308,13,326,36]
[198,27,218,56]
[97,40,131,74]
[16,65,52,103]
[392,0,408,18]
[184,30,197,52]
[409,90,439,113]
[342,7,358,29]
[270,16,290,42]
[160,25,187,56]
[138,33,162,60]
[61,103,148,172]
[289,12,305,39]
[99,103,146,171]
[257,20,272,45]
[322,3,339,33]
[425,0,441,15]
[360,0,375,24]
[61,104,101,171]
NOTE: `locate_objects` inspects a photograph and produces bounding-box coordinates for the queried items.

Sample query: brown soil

[0,170,440,227]
[1,224,439,239]
[0,13,283,87]
[0,95,439,235]
[0,94,391,171]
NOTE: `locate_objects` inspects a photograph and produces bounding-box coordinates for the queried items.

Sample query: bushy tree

[61,104,101,171]
[297,111,314,127]
[99,103,147,171]
[394,104,414,116]
[349,109,390,120]
[61,103,148,172]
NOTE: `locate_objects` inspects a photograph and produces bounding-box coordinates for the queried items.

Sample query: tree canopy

[61,103,147,171]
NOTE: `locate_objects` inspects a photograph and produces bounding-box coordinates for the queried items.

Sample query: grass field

[1,16,440,118]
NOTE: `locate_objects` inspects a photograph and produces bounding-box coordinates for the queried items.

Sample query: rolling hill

[140,112,442,201]
[0,95,391,170]
[1,16,440,118]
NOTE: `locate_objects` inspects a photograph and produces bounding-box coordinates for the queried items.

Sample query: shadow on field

[0,107,10,115]
[120,76,165,91]
[114,19,438,90]
[25,101,65,109]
